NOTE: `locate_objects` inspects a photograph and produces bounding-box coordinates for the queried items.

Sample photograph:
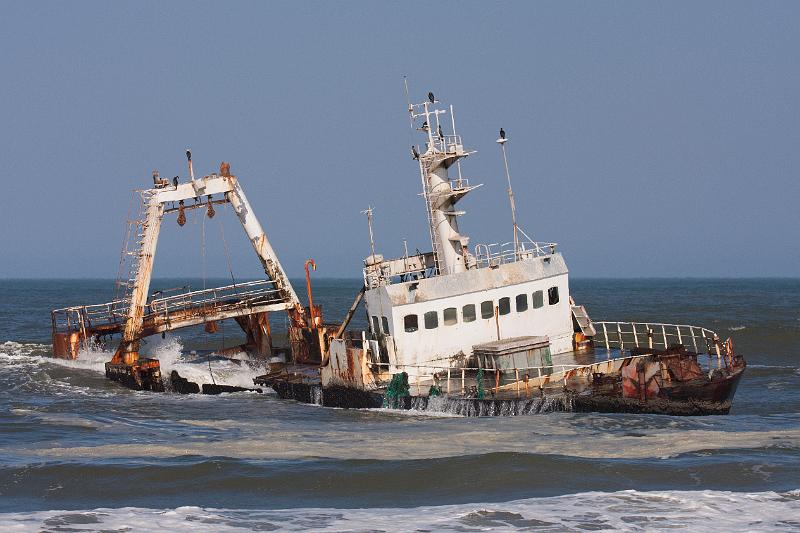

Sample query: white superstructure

[361,92,576,378]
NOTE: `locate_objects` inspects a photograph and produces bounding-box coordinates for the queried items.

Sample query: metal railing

[52,280,283,335]
[52,299,131,333]
[474,239,557,269]
[364,320,731,398]
[593,321,721,356]
[429,134,464,155]
[449,177,471,190]
[368,360,570,397]
[149,279,282,319]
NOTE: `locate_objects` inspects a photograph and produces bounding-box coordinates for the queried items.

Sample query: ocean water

[0,278,798,532]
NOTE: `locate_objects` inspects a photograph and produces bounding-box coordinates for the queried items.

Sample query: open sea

[0,278,798,532]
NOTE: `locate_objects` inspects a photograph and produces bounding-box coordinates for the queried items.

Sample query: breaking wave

[1,489,798,532]
[0,337,267,391]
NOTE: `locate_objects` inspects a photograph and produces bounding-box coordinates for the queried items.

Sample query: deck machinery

[51,155,326,391]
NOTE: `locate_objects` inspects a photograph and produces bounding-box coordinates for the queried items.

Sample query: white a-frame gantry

[112,159,301,368]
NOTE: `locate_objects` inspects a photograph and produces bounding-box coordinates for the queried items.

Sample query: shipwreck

[50,91,745,415]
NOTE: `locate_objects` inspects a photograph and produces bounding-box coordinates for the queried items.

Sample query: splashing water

[1,336,267,391]
[144,334,267,389]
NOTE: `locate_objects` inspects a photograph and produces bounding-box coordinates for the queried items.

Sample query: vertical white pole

[498,137,519,258]
[447,367,451,395]
[423,102,434,147]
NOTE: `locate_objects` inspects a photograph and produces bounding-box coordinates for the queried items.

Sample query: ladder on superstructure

[113,189,156,318]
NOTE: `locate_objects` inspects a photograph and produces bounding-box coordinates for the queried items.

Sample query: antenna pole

[497,133,519,258]
[451,104,464,184]
[423,102,434,147]
[186,149,194,181]
[404,76,414,129]
[362,206,377,259]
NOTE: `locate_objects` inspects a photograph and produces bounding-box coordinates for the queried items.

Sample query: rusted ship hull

[259,358,746,417]
[572,369,745,416]
[105,358,165,392]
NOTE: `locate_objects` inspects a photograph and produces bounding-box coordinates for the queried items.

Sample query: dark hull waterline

[266,366,745,417]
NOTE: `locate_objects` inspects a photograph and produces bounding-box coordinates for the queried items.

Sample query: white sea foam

[15,426,800,463]
[0,337,266,391]
[729,325,747,331]
[145,335,266,389]
[0,490,798,532]
[0,341,48,364]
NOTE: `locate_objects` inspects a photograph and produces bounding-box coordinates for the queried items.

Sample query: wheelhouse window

[424,310,439,329]
[516,294,528,312]
[532,290,544,309]
[371,316,380,334]
[443,307,458,326]
[381,316,390,334]
[404,314,418,332]
[548,286,560,305]
[481,300,494,319]
[498,297,511,315]
[463,304,476,323]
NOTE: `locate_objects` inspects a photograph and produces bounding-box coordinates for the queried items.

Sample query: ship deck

[258,346,729,402]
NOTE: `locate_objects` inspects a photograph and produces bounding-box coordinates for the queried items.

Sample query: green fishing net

[383,372,410,408]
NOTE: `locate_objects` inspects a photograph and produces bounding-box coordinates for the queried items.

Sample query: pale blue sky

[1,1,798,279]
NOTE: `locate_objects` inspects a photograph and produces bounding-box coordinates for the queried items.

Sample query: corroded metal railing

[361,320,732,398]
[593,321,721,356]
[51,280,282,335]
[366,357,632,398]
[51,299,130,333]
[149,279,281,318]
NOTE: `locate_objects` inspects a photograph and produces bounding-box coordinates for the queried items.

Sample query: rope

[219,308,225,351]
[201,211,207,290]
[219,203,237,289]
[200,208,216,384]
[207,352,216,385]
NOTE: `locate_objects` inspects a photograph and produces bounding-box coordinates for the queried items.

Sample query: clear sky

[1,1,798,279]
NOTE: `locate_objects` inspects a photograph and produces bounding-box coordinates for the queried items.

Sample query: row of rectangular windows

[397,286,560,333]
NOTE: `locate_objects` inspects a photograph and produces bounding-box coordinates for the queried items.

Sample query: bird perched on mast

[411,145,420,160]
[497,128,508,144]
[428,91,436,103]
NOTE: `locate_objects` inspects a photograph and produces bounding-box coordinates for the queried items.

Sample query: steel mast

[408,92,479,275]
